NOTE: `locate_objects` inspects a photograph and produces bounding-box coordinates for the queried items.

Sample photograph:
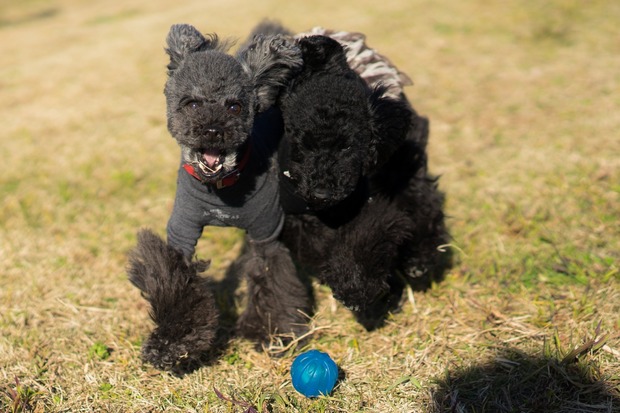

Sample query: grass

[1,0,619,411]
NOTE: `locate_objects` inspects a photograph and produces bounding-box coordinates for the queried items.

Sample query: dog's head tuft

[165,24,229,74]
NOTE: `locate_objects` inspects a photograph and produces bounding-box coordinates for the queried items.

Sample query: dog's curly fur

[234,239,311,341]
[276,32,451,326]
[164,24,302,184]
[278,35,412,210]
[127,229,218,373]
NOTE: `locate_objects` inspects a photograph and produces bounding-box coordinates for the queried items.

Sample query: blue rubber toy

[290,350,339,397]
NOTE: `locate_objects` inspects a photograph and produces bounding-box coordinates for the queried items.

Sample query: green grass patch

[88,342,112,361]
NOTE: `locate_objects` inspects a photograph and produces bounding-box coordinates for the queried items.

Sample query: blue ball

[290,350,339,398]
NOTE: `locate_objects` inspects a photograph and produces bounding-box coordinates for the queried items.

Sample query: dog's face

[163,24,303,184]
[164,24,256,183]
[279,35,414,209]
[165,51,255,182]
[279,36,370,209]
[280,76,368,208]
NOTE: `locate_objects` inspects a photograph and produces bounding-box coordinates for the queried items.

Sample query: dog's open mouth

[198,148,225,176]
[181,142,250,186]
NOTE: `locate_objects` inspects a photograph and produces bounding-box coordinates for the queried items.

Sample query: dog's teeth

[198,162,223,174]
[283,170,291,178]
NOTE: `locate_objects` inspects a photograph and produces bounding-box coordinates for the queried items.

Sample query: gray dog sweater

[167,108,284,257]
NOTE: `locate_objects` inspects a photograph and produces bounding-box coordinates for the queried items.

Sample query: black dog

[128,24,312,371]
[276,32,450,327]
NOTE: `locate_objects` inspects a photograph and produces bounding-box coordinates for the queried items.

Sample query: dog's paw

[236,310,309,355]
[142,336,192,372]
[236,312,269,342]
[141,318,217,373]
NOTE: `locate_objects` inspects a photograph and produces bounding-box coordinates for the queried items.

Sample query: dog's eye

[185,100,201,110]
[227,102,242,116]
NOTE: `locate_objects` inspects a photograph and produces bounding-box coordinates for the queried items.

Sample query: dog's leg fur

[235,238,311,344]
[395,174,451,285]
[280,213,338,269]
[320,197,414,312]
[372,116,451,287]
[127,229,218,372]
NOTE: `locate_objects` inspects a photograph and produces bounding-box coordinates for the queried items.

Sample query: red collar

[183,141,252,189]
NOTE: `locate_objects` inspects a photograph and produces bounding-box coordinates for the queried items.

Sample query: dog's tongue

[202,149,221,168]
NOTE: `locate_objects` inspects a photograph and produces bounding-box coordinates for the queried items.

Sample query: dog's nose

[204,127,223,140]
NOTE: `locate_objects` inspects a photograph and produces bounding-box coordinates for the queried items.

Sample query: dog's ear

[165,24,221,74]
[365,88,414,173]
[237,34,303,112]
[297,35,348,72]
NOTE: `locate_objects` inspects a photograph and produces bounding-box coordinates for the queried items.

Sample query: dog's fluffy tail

[127,229,218,372]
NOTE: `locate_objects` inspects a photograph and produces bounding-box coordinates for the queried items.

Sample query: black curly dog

[277,33,450,328]
[128,24,311,372]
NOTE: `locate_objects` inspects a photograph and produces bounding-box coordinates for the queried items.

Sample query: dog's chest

[180,158,283,241]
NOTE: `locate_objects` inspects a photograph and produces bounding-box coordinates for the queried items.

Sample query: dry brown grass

[1,0,619,411]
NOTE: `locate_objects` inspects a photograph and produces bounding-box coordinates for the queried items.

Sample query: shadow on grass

[430,346,619,413]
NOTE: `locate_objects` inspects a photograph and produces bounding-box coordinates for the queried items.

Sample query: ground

[0,0,619,412]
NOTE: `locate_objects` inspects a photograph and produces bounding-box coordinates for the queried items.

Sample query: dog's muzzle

[183,140,252,189]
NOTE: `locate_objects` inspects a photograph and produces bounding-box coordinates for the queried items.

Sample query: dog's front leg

[236,238,311,347]
[127,229,219,373]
